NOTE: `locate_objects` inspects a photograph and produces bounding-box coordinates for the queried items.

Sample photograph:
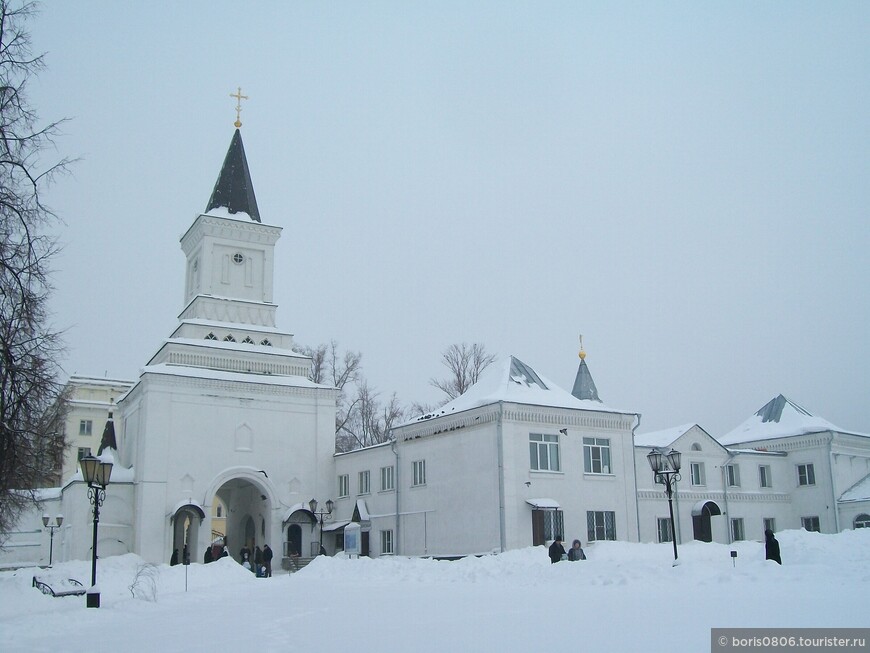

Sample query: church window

[587,510,616,541]
[657,517,673,543]
[216,505,222,518]
[726,464,741,487]
[205,333,218,340]
[731,518,745,541]
[412,460,426,487]
[380,465,394,492]
[242,336,255,344]
[797,464,815,486]
[690,462,706,486]
[759,465,772,488]
[691,443,702,451]
[801,516,820,532]
[854,514,870,529]
[79,419,93,436]
[763,517,776,533]
[223,335,236,342]
[583,437,611,474]
[381,529,394,555]
[358,470,370,495]
[233,252,244,265]
[529,433,560,472]
[260,339,272,347]
[338,474,349,498]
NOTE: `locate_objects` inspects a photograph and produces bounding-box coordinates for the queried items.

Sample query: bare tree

[336,380,403,453]
[430,342,496,402]
[0,1,70,537]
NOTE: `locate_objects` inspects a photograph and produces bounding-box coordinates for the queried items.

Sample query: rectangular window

[731,518,745,541]
[759,465,772,488]
[380,529,394,555]
[587,511,616,541]
[529,433,561,472]
[412,460,426,487]
[380,465,394,492]
[763,518,776,533]
[79,420,93,436]
[801,516,820,532]
[541,510,564,542]
[726,464,741,487]
[797,464,815,486]
[358,470,370,495]
[338,474,349,498]
[657,517,673,543]
[77,447,91,461]
[690,462,706,486]
[583,437,612,474]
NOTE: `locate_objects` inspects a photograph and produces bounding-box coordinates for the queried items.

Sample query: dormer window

[224,335,236,342]
[260,339,272,347]
[205,333,218,340]
[242,336,255,344]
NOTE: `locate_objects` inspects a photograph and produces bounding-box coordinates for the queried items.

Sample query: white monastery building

[2,126,869,568]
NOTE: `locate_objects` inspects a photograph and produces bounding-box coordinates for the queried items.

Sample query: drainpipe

[829,433,840,533]
[391,436,400,554]
[496,402,506,552]
[630,413,642,542]
[721,453,735,544]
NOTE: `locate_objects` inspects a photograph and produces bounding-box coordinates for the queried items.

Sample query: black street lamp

[41,513,63,566]
[647,448,682,563]
[308,498,334,556]
[80,455,113,608]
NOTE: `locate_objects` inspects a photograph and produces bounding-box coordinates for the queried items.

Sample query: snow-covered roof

[138,363,330,389]
[526,498,560,509]
[635,423,698,448]
[405,356,633,425]
[174,319,293,338]
[840,473,870,503]
[717,395,864,446]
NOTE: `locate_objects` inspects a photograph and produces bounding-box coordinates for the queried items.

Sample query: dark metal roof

[756,394,812,423]
[571,358,601,402]
[97,412,117,454]
[205,129,261,222]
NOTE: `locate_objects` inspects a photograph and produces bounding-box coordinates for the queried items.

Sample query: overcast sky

[28,1,868,437]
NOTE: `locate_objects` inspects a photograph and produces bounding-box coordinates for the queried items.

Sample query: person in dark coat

[548,535,566,564]
[262,544,273,577]
[170,549,179,566]
[239,545,251,564]
[204,546,214,564]
[254,546,263,567]
[765,529,781,564]
[567,539,587,561]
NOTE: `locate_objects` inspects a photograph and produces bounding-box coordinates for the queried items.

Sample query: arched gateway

[691,500,722,542]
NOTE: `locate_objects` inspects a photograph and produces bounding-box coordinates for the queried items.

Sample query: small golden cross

[230,86,248,128]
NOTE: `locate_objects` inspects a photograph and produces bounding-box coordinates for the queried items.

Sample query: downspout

[829,433,840,533]
[631,413,642,542]
[721,453,735,544]
[391,436,400,555]
[496,402,506,552]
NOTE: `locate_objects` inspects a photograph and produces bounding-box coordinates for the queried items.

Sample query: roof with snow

[839,473,870,503]
[205,129,261,222]
[405,355,632,425]
[635,423,698,448]
[571,357,601,402]
[717,394,863,446]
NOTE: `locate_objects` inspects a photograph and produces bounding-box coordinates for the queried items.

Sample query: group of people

[239,543,274,577]
[548,535,586,563]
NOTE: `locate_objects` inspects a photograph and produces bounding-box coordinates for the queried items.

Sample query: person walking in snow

[765,529,781,565]
[567,539,586,561]
[548,535,566,564]
[262,544,273,577]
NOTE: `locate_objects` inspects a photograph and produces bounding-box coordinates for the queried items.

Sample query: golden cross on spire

[230,86,248,128]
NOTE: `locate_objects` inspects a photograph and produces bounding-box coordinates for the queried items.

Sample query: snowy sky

[28,1,869,436]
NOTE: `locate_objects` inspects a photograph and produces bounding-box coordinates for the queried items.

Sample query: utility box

[344,523,361,556]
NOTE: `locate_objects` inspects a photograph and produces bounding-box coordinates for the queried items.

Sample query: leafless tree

[0,1,70,537]
[430,342,496,402]
[336,380,403,453]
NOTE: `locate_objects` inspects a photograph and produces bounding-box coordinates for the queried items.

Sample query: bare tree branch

[430,342,496,402]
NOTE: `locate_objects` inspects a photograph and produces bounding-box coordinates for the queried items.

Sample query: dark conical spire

[97,411,117,455]
[205,129,261,222]
[571,337,601,402]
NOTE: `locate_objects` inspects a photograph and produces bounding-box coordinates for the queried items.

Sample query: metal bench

[32,576,87,597]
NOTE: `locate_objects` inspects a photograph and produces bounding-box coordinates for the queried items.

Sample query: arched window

[691,443,701,451]
[223,335,236,342]
[242,336,255,344]
[216,505,222,518]
[260,339,272,347]
[205,333,218,340]
[855,514,870,529]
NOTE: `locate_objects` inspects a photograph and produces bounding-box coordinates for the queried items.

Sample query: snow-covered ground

[1,529,867,653]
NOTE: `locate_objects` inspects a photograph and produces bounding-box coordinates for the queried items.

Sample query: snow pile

[1,529,868,653]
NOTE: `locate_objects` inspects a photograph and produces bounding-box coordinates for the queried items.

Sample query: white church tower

[116,122,338,565]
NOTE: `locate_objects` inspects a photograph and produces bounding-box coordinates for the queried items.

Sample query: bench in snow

[32,576,86,597]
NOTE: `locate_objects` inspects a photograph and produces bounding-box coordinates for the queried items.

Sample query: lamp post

[647,448,681,563]
[41,513,63,566]
[308,498,334,556]
[80,455,113,608]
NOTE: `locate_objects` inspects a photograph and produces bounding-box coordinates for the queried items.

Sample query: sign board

[344,522,361,556]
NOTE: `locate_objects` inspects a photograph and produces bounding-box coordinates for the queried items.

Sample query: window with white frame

[657,517,673,543]
[731,518,745,541]
[412,459,426,487]
[338,474,349,498]
[726,464,741,487]
[358,470,370,495]
[763,517,776,533]
[583,437,612,474]
[854,514,870,529]
[529,433,561,472]
[801,516,820,532]
[759,465,772,488]
[690,462,706,486]
[77,447,91,461]
[540,510,564,542]
[79,420,93,436]
[797,464,815,486]
[380,465,394,492]
[587,511,616,541]
[381,529,394,555]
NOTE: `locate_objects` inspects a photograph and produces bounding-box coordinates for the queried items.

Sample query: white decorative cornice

[180,214,282,253]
